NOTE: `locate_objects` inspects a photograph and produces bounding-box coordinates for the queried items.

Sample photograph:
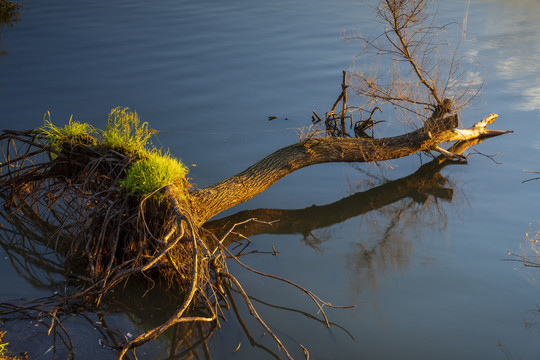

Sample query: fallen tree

[191,113,507,224]
[0,0,513,358]
[0,127,503,359]
[0,107,509,359]
[204,135,494,242]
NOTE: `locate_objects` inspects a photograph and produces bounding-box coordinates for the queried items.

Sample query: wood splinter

[428,113,512,162]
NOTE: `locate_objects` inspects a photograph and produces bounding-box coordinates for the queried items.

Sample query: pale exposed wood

[445,114,510,141]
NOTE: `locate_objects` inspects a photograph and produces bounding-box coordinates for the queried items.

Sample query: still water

[1,0,540,359]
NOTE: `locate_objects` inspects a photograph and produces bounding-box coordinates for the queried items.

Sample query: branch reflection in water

[206,138,483,293]
[0,137,486,359]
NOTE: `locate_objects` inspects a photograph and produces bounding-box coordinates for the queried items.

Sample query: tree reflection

[206,139,483,292]
[205,156,455,242]
[0,281,220,359]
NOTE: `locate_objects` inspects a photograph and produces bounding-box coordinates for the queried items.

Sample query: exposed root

[0,130,213,356]
[0,129,351,359]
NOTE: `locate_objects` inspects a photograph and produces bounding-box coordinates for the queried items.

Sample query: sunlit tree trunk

[190,114,506,223]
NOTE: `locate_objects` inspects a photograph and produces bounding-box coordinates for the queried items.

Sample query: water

[1,0,540,359]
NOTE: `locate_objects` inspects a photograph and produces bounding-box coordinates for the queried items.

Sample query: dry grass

[508,226,540,268]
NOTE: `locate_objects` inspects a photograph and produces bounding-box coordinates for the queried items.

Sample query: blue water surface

[1,0,540,359]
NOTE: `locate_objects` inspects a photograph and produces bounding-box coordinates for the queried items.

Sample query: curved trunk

[190,114,507,224]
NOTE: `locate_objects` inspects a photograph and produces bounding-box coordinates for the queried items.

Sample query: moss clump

[120,150,189,201]
[102,107,189,200]
[37,107,189,202]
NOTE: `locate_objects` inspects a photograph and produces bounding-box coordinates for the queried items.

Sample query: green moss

[120,150,189,202]
[103,107,188,201]
[38,107,189,203]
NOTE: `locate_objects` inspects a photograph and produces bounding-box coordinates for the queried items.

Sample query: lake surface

[1,0,540,359]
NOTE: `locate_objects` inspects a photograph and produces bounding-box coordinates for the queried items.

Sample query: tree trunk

[190,114,508,224]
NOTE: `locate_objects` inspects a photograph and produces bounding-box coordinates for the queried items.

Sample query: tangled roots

[0,130,222,354]
[0,127,349,360]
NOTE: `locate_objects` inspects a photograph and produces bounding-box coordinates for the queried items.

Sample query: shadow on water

[0,136,489,359]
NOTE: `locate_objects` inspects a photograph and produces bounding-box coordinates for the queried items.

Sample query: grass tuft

[103,107,188,200]
[102,107,157,155]
[120,150,189,201]
[37,107,189,202]
[0,0,22,27]
[38,112,97,153]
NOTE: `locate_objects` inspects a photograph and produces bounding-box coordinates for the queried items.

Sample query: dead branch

[347,0,483,127]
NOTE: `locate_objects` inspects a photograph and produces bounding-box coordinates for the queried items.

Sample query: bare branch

[347,0,482,128]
